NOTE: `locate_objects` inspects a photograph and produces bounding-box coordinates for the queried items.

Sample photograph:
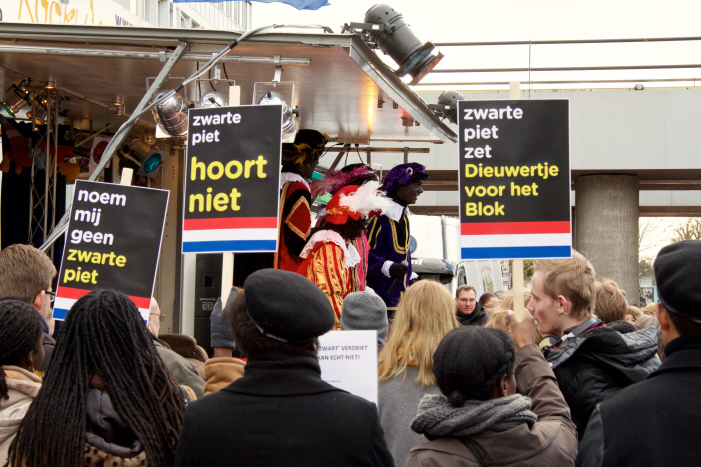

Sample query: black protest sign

[458,99,572,259]
[182,105,282,253]
[54,180,169,320]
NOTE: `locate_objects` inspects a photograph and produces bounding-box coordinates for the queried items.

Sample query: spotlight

[127,138,164,177]
[152,92,188,137]
[199,91,228,108]
[253,82,299,143]
[428,90,464,124]
[26,106,47,125]
[343,4,444,85]
[1,80,36,117]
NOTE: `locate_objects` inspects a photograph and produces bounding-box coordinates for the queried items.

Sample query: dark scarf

[411,394,537,439]
[456,303,488,326]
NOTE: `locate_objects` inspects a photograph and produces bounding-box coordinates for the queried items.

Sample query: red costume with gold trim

[298,182,391,329]
[274,174,312,272]
[297,237,354,329]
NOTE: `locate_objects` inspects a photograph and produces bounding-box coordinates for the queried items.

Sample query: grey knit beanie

[340,291,388,341]
[210,287,238,349]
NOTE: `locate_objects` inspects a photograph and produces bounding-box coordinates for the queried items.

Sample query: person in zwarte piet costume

[298,181,391,330]
[274,129,329,272]
[367,163,429,318]
[310,164,379,292]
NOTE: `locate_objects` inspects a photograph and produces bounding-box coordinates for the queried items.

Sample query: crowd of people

[1,129,700,466]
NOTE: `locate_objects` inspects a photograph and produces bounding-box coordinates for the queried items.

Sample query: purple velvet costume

[366,163,428,316]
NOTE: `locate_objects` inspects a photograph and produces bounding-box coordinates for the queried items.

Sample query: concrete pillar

[574,174,639,304]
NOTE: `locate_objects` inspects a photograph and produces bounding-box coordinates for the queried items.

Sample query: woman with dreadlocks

[6,290,185,467]
[275,129,329,272]
[0,300,45,465]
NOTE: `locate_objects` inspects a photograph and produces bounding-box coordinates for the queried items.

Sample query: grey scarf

[411,393,537,438]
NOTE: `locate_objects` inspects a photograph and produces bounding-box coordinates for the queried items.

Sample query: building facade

[1,0,251,31]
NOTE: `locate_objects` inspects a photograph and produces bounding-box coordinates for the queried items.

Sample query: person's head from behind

[227,269,335,353]
[626,305,643,325]
[0,300,45,398]
[433,327,516,406]
[0,244,57,321]
[479,293,499,313]
[528,250,596,337]
[653,240,701,347]
[455,285,477,316]
[340,291,389,343]
[642,302,658,316]
[8,290,184,467]
[493,289,532,316]
[594,280,628,323]
[379,280,459,386]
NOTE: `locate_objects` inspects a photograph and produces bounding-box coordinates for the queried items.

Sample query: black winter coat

[546,323,660,439]
[456,303,488,326]
[174,349,393,467]
[577,334,701,467]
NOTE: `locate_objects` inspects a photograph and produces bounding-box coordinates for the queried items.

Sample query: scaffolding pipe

[431,64,701,73]
[0,45,310,66]
[435,36,701,47]
[414,77,701,86]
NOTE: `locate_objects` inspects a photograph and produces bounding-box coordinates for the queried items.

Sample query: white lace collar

[280,172,310,191]
[299,230,360,268]
[383,198,409,222]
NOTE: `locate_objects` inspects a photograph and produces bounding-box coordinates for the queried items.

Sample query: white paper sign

[318,330,378,405]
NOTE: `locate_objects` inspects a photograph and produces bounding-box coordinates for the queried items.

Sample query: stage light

[431,90,464,124]
[253,82,299,143]
[199,91,228,108]
[344,4,444,85]
[127,138,164,177]
[1,80,36,117]
[152,92,188,137]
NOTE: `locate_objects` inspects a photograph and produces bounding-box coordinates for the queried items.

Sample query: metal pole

[509,82,525,321]
[0,45,310,66]
[43,97,50,244]
[435,36,701,47]
[51,95,58,259]
[431,64,701,73]
[39,41,189,252]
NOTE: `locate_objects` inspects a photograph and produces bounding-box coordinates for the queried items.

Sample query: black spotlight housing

[437,90,464,124]
[428,90,464,124]
[345,4,443,85]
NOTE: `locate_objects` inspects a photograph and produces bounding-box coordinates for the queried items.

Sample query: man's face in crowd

[39,288,53,321]
[456,289,477,315]
[527,271,564,337]
[393,181,423,206]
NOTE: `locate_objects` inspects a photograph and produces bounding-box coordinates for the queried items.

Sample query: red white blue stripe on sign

[53,286,151,321]
[461,221,572,259]
[182,217,278,254]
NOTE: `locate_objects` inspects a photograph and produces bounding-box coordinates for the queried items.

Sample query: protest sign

[54,180,169,321]
[458,100,571,260]
[182,104,282,253]
[318,330,379,405]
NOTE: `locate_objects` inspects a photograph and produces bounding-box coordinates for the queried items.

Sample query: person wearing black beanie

[405,313,578,467]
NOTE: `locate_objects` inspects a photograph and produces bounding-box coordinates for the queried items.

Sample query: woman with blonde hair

[485,290,544,345]
[377,280,459,467]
